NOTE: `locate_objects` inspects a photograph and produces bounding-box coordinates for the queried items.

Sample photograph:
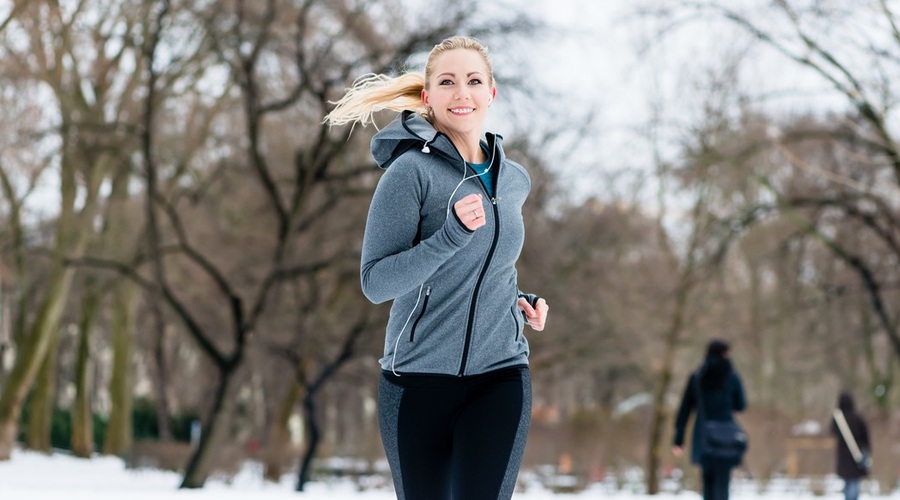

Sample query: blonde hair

[324,36,493,127]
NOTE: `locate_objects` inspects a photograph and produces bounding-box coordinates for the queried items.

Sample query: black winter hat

[706,339,730,359]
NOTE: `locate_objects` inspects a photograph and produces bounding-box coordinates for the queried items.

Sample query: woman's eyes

[439,78,483,86]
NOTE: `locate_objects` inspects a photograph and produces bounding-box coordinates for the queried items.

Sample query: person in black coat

[673,339,747,500]
[831,392,870,500]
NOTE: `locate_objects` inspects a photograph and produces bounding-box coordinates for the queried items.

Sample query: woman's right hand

[454,193,486,231]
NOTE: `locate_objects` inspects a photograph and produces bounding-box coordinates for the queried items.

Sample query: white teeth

[449,108,474,115]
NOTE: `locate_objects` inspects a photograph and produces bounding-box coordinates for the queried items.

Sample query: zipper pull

[491,196,500,205]
[425,285,431,295]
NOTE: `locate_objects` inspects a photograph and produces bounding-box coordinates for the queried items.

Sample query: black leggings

[702,462,733,500]
[378,366,531,500]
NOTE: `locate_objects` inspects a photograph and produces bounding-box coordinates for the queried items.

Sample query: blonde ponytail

[324,72,427,128]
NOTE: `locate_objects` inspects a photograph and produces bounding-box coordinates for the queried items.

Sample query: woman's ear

[421,89,429,108]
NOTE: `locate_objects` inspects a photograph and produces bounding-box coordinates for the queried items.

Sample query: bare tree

[0,0,145,459]
[642,0,900,364]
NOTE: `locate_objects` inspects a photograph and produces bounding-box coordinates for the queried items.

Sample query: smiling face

[422,48,496,144]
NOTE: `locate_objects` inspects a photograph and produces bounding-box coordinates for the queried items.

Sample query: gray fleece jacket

[361,111,536,377]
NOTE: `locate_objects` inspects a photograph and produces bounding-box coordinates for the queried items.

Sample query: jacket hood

[371,110,502,170]
[838,392,855,412]
[371,111,435,169]
[701,356,733,389]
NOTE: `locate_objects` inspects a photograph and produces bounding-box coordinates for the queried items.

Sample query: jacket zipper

[457,140,500,376]
[408,286,431,342]
[511,307,521,343]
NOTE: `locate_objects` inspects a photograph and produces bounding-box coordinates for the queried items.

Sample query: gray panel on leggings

[499,369,532,499]
[378,376,405,500]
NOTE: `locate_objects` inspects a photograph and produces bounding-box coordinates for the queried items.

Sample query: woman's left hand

[517,297,549,331]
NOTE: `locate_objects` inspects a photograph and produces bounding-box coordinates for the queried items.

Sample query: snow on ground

[0,449,893,499]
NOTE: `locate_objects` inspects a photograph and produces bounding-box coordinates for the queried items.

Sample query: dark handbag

[857,449,872,474]
[700,419,748,462]
[694,370,748,465]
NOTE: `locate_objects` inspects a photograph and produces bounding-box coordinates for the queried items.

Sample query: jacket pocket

[409,285,431,342]
[510,303,523,342]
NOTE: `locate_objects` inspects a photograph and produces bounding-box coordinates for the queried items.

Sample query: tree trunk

[0,280,9,381]
[102,282,136,457]
[149,294,173,442]
[295,390,321,492]
[71,286,100,458]
[645,279,691,495]
[291,320,367,491]
[179,368,237,488]
[645,186,706,494]
[24,328,60,453]
[264,381,302,482]
[0,265,77,459]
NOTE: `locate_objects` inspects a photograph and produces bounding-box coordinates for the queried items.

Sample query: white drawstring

[390,283,424,376]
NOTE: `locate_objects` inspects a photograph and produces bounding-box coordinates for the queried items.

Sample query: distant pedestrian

[673,339,747,500]
[324,35,549,500]
[831,391,870,500]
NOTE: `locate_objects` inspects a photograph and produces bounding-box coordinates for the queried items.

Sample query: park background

[1,0,899,496]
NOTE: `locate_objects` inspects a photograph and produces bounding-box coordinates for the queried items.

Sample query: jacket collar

[371,110,503,170]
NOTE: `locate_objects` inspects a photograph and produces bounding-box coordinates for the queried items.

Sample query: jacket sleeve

[517,292,539,307]
[731,372,747,413]
[673,373,697,447]
[857,416,870,451]
[360,159,473,304]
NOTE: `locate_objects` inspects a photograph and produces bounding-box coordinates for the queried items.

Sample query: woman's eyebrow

[436,72,485,78]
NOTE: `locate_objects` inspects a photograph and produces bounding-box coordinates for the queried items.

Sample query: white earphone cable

[445,143,496,215]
